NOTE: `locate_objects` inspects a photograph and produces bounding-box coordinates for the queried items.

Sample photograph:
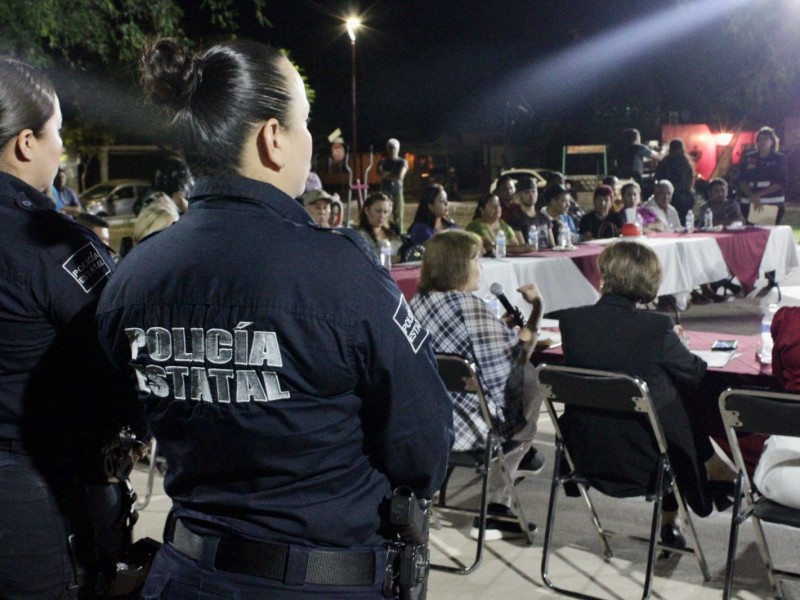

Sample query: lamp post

[346,17,361,181]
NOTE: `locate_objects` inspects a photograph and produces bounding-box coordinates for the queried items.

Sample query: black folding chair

[719,388,800,600]
[535,364,710,600]
[430,353,534,575]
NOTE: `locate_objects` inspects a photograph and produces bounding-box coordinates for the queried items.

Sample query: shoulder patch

[393,294,429,354]
[62,242,112,293]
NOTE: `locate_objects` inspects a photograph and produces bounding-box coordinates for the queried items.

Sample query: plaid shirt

[410,291,524,450]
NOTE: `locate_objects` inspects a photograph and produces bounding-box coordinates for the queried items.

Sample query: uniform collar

[598,294,638,310]
[0,171,53,210]
[189,175,311,225]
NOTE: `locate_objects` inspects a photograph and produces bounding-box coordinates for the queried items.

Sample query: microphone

[489,283,525,327]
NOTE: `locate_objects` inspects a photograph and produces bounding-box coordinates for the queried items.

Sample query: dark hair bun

[140,39,198,110]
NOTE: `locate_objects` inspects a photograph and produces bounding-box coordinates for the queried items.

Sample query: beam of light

[47,63,170,145]
[346,17,361,42]
[471,0,752,126]
[715,132,734,145]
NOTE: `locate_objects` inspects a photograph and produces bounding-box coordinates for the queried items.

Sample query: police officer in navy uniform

[96,40,454,599]
[737,125,787,224]
[0,58,142,598]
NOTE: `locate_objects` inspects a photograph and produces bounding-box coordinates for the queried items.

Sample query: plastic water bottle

[539,224,549,249]
[759,304,779,364]
[379,240,392,267]
[685,211,694,233]
[703,208,713,230]
[558,228,569,249]
[528,225,538,248]
[483,294,501,318]
[495,229,506,258]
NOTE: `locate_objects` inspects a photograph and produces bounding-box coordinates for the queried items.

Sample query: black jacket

[0,171,140,477]
[558,294,712,515]
[97,175,454,548]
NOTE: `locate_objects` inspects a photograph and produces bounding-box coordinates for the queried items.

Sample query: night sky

[251,0,741,147]
[50,0,790,162]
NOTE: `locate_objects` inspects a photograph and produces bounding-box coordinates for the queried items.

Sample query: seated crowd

[286,168,798,542]
[290,164,769,269]
[74,154,798,557]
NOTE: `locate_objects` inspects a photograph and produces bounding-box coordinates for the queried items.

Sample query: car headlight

[86,200,106,215]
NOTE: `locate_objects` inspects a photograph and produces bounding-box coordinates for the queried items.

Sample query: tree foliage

[0,0,319,147]
[0,0,268,67]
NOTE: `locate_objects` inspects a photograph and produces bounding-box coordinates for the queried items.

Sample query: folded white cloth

[753,435,800,509]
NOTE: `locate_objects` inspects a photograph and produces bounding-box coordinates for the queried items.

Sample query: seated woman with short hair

[410,230,544,540]
[558,241,736,548]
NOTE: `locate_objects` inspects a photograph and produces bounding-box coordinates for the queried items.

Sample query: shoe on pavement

[690,290,712,305]
[516,447,546,477]
[470,503,536,541]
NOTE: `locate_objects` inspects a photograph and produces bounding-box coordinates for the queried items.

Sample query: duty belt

[169,519,378,586]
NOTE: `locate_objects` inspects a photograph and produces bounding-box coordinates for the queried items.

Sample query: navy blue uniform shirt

[736,150,786,203]
[0,171,140,474]
[96,175,454,549]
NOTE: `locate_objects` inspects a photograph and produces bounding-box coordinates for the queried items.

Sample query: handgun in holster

[384,486,431,600]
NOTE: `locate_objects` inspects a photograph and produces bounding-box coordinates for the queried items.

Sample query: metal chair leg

[541,440,564,592]
[577,484,612,559]
[495,440,534,546]
[752,514,784,598]
[641,460,666,600]
[431,436,492,574]
[723,473,745,600]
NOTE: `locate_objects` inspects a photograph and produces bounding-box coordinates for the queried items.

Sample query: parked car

[79,179,152,216]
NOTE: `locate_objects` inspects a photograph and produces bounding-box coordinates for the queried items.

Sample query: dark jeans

[141,542,389,599]
[0,450,78,599]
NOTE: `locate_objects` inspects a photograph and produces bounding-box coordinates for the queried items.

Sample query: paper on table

[747,205,779,226]
[536,330,562,349]
[692,350,737,368]
[582,238,617,245]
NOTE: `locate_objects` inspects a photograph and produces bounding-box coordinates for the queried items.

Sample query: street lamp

[346,17,361,184]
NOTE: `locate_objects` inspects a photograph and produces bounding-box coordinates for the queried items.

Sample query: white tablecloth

[474,226,797,315]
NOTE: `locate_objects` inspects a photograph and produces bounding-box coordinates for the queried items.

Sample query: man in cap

[302,189,334,227]
[506,176,539,244]
[377,138,408,230]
